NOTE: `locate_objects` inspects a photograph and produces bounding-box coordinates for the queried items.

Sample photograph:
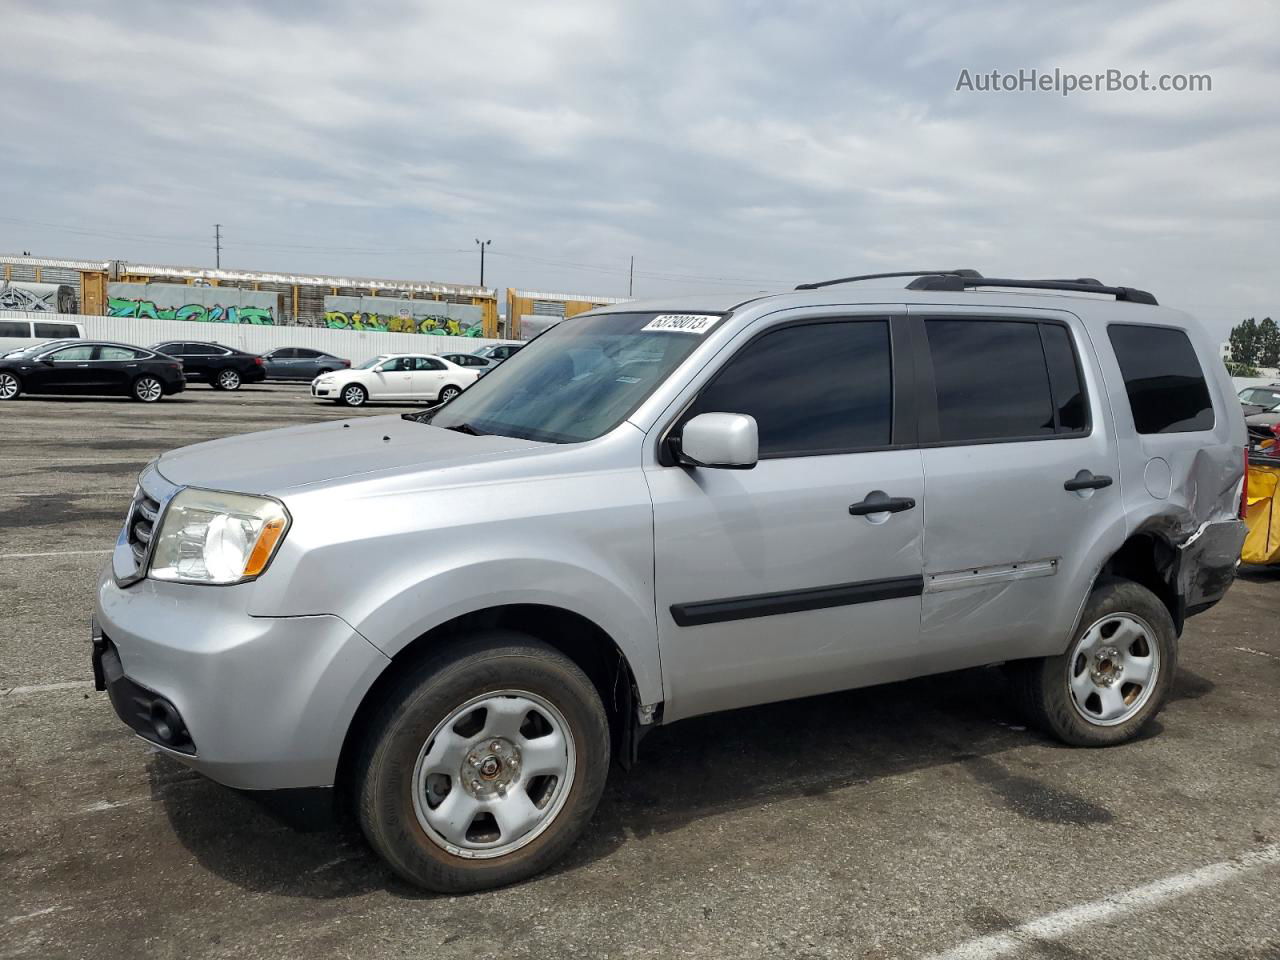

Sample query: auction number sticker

[641,314,720,334]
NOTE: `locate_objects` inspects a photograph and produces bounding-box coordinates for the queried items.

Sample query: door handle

[1064,470,1113,492]
[849,491,917,516]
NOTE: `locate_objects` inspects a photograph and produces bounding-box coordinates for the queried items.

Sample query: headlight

[149,488,290,584]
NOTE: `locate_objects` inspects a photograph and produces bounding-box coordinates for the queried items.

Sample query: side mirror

[675,412,758,469]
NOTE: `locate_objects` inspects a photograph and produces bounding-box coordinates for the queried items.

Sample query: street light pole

[475,238,491,287]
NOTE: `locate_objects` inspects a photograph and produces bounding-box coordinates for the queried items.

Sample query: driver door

[647,313,925,722]
[41,344,101,392]
[372,357,413,398]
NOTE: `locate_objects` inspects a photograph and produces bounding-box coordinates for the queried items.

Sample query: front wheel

[1010,577,1176,746]
[356,632,610,893]
[340,383,368,407]
[0,372,21,400]
[215,369,241,391]
[132,376,163,403]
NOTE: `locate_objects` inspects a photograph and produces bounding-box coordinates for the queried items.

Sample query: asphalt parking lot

[1,384,1278,960]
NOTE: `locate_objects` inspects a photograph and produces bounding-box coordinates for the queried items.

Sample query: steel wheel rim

[411,689,577,860]
[0,374,16,399]
[136,378,162,401]
[1067,612,1160,726]
[343,385,364,405]
[219,371,239,388]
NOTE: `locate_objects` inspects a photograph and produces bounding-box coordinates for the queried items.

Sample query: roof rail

[905,274,1158,305]
[794,269,982,291]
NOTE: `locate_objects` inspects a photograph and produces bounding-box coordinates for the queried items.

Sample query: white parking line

[1235,646,1280,661]
[1,680,88,696]
[0,549,112,560]
[925,844,1280,960]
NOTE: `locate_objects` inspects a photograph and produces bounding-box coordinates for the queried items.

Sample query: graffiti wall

[0,280,76,313]
[107,282,278,325]
[323,295,484,337]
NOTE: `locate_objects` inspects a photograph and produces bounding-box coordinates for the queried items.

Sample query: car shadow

[151,663,1216,900]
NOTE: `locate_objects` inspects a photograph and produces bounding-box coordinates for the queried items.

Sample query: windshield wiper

[442,422,485,436]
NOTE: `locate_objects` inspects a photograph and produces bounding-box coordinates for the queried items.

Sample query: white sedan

[311,353,480,407]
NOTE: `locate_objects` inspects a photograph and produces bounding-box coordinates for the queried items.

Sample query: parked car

[148,341,265,390]
[261,347,350,381]
[1238,384,1280,417]
[310,353,479,406]
[1246,408,1280,454]
[0,340,184,402]
[472,342,523,363]
[440,352,497,373]
[0,317,83,352]
[94,271,1246,893]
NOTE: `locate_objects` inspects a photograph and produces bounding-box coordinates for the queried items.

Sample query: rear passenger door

[909,308,1124,668]
[649,313,926,721]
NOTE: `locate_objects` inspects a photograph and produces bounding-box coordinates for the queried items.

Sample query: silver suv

[92,271,1248,893]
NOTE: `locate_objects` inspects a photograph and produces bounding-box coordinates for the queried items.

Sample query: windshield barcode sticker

[641,314,719,334]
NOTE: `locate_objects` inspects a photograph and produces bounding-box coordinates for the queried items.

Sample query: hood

[155,414,548,494]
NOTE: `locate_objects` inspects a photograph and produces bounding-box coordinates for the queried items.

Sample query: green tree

[1229,317,1260,365]
[1258,316,1280,368]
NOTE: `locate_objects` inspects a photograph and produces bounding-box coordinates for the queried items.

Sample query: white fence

[2,311,511,364]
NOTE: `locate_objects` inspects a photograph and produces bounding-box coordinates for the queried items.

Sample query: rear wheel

[437,384,461,404]
[356,632,610,893]
[1011,577,1176,746]
[132,376,163,403]
[0,372,20,400]
[340,383,368,407]
[215,369,241,391]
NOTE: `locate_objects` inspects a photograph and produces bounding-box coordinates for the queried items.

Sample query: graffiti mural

[107,282,278,325]
[323,295,484,337]
[0,280,76,313]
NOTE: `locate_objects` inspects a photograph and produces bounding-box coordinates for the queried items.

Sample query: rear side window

[97,346,145,360]
[687,319,892,457]
[1107,324,1214,434]
[34,323,77,338]
[0,320,29,337]
[927,319,1069,443]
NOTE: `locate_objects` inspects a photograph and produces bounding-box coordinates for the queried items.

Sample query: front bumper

[93,562,390,790]
[311,383,333,397]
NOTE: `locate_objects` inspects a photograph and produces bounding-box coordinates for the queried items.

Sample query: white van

[0,317,84,353]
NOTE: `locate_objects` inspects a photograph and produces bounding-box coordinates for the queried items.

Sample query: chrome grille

[128,490,161,567]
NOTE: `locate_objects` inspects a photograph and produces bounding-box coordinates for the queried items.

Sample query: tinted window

[927,319,1055,442]
[686,320,892,457]
[0,320,28,337]
[1040,324,1089,433]
[34,323,78,338]
[295,349,320,359]
[1108,324,1214,434]
[184,344,220,356]
[413,358,445,371]
[98,346,145,360]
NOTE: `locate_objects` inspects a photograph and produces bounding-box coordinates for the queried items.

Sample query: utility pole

[214,224,222,269]
[475,238,491,287]
[629,255,634,297]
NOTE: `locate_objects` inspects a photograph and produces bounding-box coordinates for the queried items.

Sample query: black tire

[1010,577,1177,746]
[132,376,164,403]
[356,632,610,893]
[437,384,461,404]
[214,369,241,391]
[0,371,21,401]
[340,383,368,407]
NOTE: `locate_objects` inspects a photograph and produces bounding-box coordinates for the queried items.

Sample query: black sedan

[149,341,266,390]
[0,341,185,402]
[261,347,351,380]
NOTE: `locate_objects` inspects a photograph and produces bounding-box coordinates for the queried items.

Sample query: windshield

[354,355,390,370]
[1241,387,1280,407]
[4,339,75,358]
[428,312,719,443]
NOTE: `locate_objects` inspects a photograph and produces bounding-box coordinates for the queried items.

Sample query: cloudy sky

[1,0,1277,336]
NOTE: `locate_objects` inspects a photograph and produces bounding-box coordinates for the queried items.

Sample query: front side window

[429,312,716,443]
[1108,324,1214,434]
[685,319,892,457]
[48,345,96,361]
[926,319,1066,442]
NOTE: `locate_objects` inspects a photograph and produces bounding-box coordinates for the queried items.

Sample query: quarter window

[925,319,1076,442]
[685,319,893,457]
[1107,324,1214,434]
